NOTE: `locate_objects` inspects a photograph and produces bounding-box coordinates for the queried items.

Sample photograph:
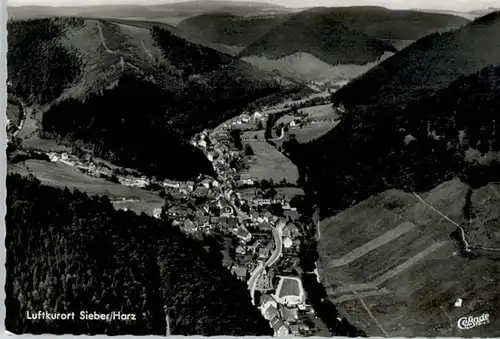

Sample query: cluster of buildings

[258,276,312,337]
[47,152,114,178]
[188,112,322,337]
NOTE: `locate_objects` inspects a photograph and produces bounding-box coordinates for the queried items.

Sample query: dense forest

[41,75,215,180]
[332,11,500,110]
[286,64,500,217]
[239,10,396,65]
[7,18,83,105]
[302,6,469,40]
[178,13,285,46]
[150,25,234,76]
[5,174,272,335]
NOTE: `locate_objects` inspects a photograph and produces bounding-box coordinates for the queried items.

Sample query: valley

[5,2,500,337]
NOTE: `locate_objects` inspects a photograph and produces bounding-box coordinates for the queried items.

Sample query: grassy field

[6,100,22,126]
[289,122,338,144]
[242,51,393,83]
[318,179,500,337]
[274,187,305,200]
[300,104,338,120]
[8,160,163,216]
[275,105,339,143]
[383,39,415,50]
[242,130,299,184]
[22,137,72,152]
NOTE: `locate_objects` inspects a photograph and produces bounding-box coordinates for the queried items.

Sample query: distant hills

[7,1,294,21]
[178,12,286,46]
[301,6,469,40]
[178,6,468,48]
[332,11,500,110]
[7,17,304,181]
[239,10,397,66]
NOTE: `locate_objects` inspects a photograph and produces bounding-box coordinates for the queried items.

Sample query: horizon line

[6,0,499,12]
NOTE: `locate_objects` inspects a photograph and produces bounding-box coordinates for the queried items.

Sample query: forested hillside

[178,13,285,46]
[7,18,83,105]
[5,174,272,335]
[286,65,500,217]
[8,18,302,180]
[331,11,500,110]
[150,25,234,75]
[239,10,397,65]
[303,6,469,40]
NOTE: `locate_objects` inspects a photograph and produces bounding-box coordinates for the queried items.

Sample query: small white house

[48,152,59,162]
[289,121,296,127]
[153,208,162,219]
[283,237,293,249]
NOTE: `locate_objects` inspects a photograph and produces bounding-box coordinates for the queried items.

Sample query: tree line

[6,174,272,335]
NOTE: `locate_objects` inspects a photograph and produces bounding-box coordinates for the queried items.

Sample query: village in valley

[14,92,339,337]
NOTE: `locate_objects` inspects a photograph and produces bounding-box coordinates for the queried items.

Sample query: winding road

[248,219,285,305]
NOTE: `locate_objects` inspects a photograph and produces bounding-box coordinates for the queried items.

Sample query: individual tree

[244,144,255,156]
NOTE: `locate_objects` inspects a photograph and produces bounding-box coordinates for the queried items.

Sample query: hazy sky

[6,0,500,11]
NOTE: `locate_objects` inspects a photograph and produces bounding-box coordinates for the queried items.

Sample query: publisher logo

[457,313,490,330]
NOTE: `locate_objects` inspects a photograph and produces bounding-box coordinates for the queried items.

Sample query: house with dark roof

[259,222,272,231]
[193,186,209,198]
[270,315,289,337]
[183,219,196,233]
[236,245,246,255]
[235,227,252,242]
[231,266,247,281]
[259,247,270,259]
[280,307,298,323]
[227,217,239,228]
[289,324,299,336]
[260,294,278,310]
[256,269,274,291]
[264,305,280,321]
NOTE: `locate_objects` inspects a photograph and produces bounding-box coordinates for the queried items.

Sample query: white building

[153,208,162,219]
[254,111,263,119]
[283,237,293,249]
[48,152,59,162]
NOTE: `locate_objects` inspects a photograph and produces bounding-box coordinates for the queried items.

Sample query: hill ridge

[239,10,397,66]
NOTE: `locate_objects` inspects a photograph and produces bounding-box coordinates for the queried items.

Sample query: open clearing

[300,104,338,120]
[318,179,500,337]
[242,131,299,184]
[242,52,393,83]
[289,122,338,143]
[7,101,22,126]
[8,160,163,216]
